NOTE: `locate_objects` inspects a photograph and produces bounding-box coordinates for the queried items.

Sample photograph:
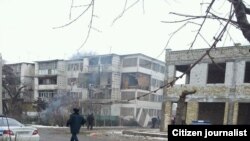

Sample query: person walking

[151,117,157,128]
[87,113,95,130]
[67,108,86,141]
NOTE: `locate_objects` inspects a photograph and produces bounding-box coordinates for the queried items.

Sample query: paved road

[38,127,158,141]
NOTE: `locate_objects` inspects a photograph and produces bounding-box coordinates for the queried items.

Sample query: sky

[0,0,249,64]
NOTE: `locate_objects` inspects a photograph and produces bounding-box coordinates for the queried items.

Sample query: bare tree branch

[156,21,200,58]
[112,0,141,25]
[53,1,93,29]
[230,0,250,42]
[162,12,238,27]
[69,0,74,20]
[77,0,95,52]
[189,0,214,49]
[15,85,27,98]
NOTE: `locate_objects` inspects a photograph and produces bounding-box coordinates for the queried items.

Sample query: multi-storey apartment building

[161,46,250,131]
[5,63,35,102]
[78,54,122,122]
[32,54,165,126]
[120,54,165,126]
[34,60,67,101]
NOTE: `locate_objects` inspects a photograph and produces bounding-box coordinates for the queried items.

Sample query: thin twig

[112,0,141,25]
[53,2,93,29]
[189,0,215,50]
[156,21,199,59]
[77,0,95,52]
[69,0,74,20]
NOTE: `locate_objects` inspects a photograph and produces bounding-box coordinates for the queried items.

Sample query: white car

[0,116,40,141]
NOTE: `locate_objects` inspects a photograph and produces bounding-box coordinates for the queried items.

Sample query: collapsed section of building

[161,46,250,131]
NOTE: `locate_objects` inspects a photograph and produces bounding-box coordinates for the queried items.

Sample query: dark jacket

[67,112,86,134]
[87,114,94,124]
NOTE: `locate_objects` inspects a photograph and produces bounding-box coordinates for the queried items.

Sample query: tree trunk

[175,90,196,125]
[230,0,250,42]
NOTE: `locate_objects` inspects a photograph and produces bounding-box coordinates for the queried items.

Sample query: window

[207,63,226,84]
[100,56,112,64]
[38,90,56,99]
[123,58,137,67]
[38,76,57,85]
[152,63,160,72]
[137,92,149,101]
[122,73,150,90]
[244,62,250,83]
[39,62,57,70]
[160,65,165,74]
[68,78,77,85]
[175,65,191,84]
[139,59,151,69]
[89,58,99,65]
[121,91,135,100]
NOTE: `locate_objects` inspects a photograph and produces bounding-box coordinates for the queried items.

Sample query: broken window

[100,56,112,64]
[78,73,100,88]
[139,59,151,69]
[175,65,190,84]
[207,63,226,84]
[90,88,111,99]
[89,57,99,66]
[121,73,150,90]
[67,63,81,71]
[244,62,250,83]
[68,78,77,85]
[122,58,137,67]
[38,76,57,85]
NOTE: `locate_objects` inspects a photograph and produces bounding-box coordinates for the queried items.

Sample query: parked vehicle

[191,120,211,125]
[0,115,40,141]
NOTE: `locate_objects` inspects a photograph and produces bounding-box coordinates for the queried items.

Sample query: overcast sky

[1,0,249,63]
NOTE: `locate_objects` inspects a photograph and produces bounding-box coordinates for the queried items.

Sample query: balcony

[38,84,58,90]
[83,65,114,73]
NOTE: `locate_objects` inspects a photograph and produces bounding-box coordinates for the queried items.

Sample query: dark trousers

[87,123,93,130]
[70,133,78,141]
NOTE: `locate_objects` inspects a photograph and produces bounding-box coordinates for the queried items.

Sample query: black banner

[168,125,250,141]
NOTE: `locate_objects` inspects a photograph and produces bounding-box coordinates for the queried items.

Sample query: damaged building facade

[121,54,165,126]
[161,46,250,131]
[33,54,165,126]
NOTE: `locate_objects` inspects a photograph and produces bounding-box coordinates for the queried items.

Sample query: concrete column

[233,102,238,124]
[223,102,228,124]
[225,101,239,124]
[227,61,237,124]
[186,102,198,124]
[160,101,171,132]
